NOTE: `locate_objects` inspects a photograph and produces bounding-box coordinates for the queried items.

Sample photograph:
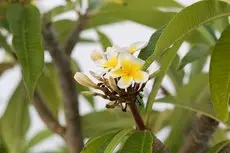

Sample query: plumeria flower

[74,43,150,112]
[90,47,122,71]
[110,53,149,89]
[112,42,146,54]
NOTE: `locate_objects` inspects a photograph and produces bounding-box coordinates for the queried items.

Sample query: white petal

[134,71,149,83]
[105,47,118,59]
[118,52,144,66]
[117,76,133,89]
[128,42,147,53]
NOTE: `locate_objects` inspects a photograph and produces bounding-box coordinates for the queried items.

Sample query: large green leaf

[145,40,183,123]
[179,44,211,70]
[0,83,30,153]
[143,0,230,69]
[156,73,217,121]
[23,129,53,152]
[208,140,230,153]
[7,4,44,98]
[104,128,134,153]
[88,0,179,29]
[37,64,62,116]
[167,54,185,90]
[138,27,164,60]
[82,109,134,137]
[96,29,112,51]
[119,130,153,153]
[210,25,230,121]
[81,129,121,153]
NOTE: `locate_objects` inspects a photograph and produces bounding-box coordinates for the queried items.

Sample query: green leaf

[24,129,53,152]
[145,40,183,122]
[179,44,211,70]
[0,82,30,153]
[143,0,230,69]
[88,0,178,29]
[119,130,153,153]
[210,25,230,121]
[7,4,44,98]
[96,29,112,51]
[167,54,185,90]
[81,129,121,153]
[104,128,134,153]
[37,64,62,116]
[208,140,230,153]
[156,73,218,121]
[138,27,164,60]
[82,109,134,138]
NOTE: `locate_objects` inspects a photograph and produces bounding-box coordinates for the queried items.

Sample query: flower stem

[128,103,146,130]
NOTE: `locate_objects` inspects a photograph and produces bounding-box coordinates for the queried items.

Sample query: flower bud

[74,72,99,89]
[108,77,119,92]
[90,50,103,62]
[89,71,102,81]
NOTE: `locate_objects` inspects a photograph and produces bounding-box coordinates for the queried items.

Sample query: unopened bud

[74,72,99,89]
[89,71,102,81]
[90,50,103,62]
[108,77,119,92]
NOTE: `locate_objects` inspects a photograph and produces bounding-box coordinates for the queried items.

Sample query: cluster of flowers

[74,42,149,111]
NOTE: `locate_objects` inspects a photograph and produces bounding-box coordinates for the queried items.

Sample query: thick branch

[152,136,171,153]
[64,13,88,56]
[33,91,66,137]
[42,21,83,153]
[179,115,219,153]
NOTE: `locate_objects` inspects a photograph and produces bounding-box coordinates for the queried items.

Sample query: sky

[0,0,198,152]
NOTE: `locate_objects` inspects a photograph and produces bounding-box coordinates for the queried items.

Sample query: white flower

[110,53,149,89]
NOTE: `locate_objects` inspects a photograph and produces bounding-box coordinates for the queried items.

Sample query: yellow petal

[133,71,149,83]
[103,56,119,69]
[117,76,133,89]
[110,69,124,78]
[128,42,147,54]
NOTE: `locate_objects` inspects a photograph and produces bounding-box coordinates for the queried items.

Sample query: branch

[152,136,171,153]
[42,21,83,153]
[128,103,171,153]
[128,103,146,130]
[33,91,66,137]
[178,115,219,153]
[64,13,88,56]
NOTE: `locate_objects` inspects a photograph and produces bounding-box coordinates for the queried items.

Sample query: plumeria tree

[1,0,230,153]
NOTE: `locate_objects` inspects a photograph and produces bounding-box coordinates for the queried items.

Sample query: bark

[33,91,66,137]
[220,144,230,153]
[64,13,88,56]
[42,21,83,153]
[178,115,219,153]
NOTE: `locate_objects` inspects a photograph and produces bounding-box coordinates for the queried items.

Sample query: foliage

[0,0,230,153]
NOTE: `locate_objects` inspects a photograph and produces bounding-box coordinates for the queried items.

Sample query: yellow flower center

[102,56,119,69]
[128,46,137,54]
